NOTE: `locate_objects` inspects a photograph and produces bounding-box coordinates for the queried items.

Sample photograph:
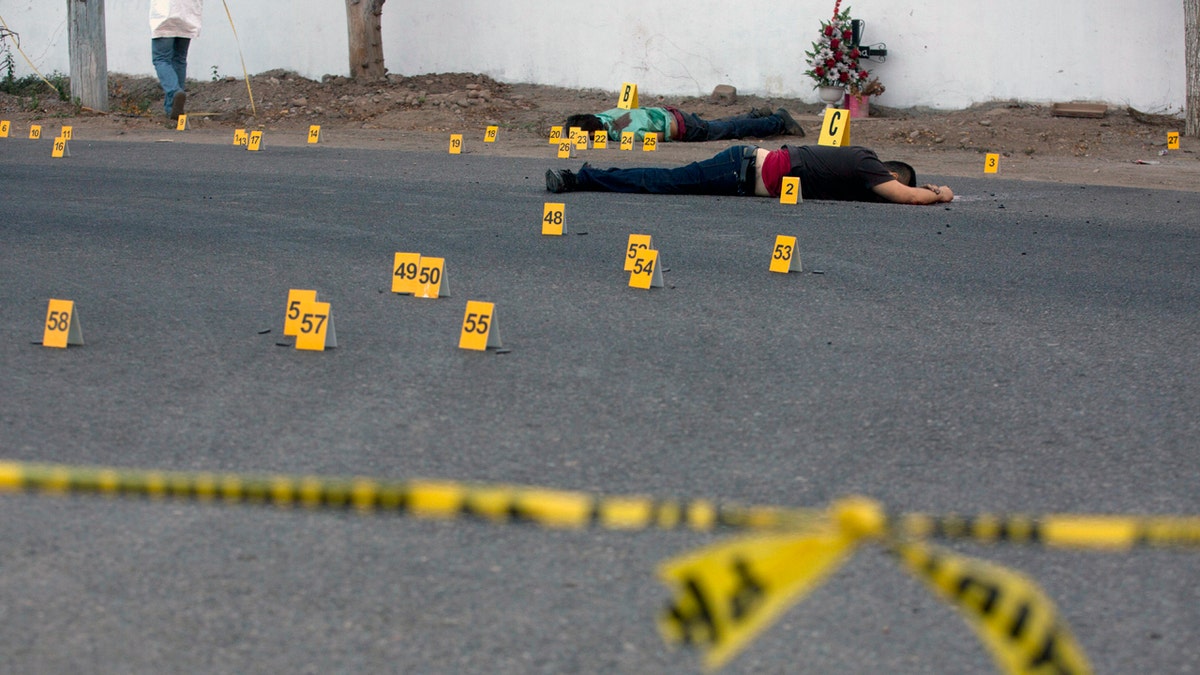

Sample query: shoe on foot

[545,168,578,193]
[775,107,805,137]
[170,91,187,120]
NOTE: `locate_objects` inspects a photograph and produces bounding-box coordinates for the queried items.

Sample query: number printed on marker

[780,176,800,204]
[769,235,799,273]
[416,257,447,298]
[542,202,565,235]
[459,300,496,350]
[42,298,77,348]
[463,312,490,334]
[391,252,422,294]
[46,310,70,332]
[300,313,327,335]
[625,234,652,271]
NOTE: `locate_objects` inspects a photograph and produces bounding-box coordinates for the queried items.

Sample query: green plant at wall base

[108,80,152,117]
[48,71,69,101]
[1,27,16,86]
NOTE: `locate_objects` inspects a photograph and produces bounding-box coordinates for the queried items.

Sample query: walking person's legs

[152,37,191,118]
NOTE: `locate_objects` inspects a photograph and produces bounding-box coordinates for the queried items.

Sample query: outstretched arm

[872,180,954,204]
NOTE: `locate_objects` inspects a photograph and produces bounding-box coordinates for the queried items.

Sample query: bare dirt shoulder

[3,71,1197,192]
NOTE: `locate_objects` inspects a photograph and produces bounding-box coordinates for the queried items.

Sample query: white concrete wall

[1,0,1186,111]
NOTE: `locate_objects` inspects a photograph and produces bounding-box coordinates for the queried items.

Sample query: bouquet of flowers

[804,5,870,90]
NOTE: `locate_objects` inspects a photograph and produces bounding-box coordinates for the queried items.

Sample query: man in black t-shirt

[545,144,954,205]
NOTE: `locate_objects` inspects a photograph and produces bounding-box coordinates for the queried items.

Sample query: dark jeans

[576,145,755,195]
[680,112,784,142]
[151,37,190,116]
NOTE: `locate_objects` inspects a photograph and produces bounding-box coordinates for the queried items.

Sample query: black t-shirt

[783,145,896,202]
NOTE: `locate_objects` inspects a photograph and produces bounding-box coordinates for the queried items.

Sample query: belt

[737,147,757,196]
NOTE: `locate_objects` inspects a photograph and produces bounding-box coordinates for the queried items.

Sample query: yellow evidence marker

[620,131,635,151]
[42,298,84,348]
[572,128,588,151]
[617,82,639,109]
[233,129,248,146]
[284,289,318,336]
[449,133,463,154]
[248,131,264,151]
[642,133,658,152]
[175,114,190,131]
[628,248,663,289]
[391,252,422,295]
[0,120,10,138]
[817,108,850,147]
[592,130,608,149]
[61,125,73,140]
[1167,132,1180,150]
[985,153,1000,174]
[557,138,573,159]
[294,300,337,351]
[51,136,70,158]
[29,124,42,140]
[458,300,502,351]
[542,202,566,236]
[769,235,801,274]
[417,257,448,298]
[779,176,801,204]
[548,125,563,145]
[308,125,321,144]
[624,234,653,271]
[484,125,499,143]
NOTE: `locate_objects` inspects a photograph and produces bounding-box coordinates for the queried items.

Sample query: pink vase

[846,93,870,118]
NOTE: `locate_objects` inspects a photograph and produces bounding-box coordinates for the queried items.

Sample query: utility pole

[346,0,387,80]
[67,0,108,111]
[1187,0,1198,135]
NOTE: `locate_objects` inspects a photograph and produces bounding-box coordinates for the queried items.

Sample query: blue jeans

[152,37,191,116]
[576,145,755,195]
[680,112,784,142]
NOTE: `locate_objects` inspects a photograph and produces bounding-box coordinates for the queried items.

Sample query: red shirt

[759,149,791,197]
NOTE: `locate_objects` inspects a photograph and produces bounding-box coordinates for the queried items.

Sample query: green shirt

[594,107,674,142]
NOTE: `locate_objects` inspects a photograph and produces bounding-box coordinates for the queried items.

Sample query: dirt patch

[3,70,1197,192]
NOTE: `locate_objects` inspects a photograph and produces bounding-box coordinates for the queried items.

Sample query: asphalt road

[2,134,1199,673]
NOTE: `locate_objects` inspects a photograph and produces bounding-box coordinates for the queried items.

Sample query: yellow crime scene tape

[0,15,64,99]
[4,460,1200,674]
[220,0,258,118]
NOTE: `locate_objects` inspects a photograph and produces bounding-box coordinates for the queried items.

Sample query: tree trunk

[346,0,387,80]
[1187,0,1199,135]
[67,0,108,110]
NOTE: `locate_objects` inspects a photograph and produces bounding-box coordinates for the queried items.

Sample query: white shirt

[150,0,204,39]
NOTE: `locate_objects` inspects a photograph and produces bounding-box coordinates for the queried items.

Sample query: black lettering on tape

[1008,601,1030,639]
[1028,630,1076,673]
[667,577,720,646]
[729,557,767,621]
[955,574,1001,616]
